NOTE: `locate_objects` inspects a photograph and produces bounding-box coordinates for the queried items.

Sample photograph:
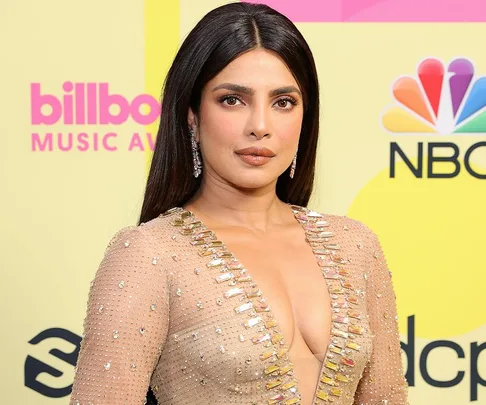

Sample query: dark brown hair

[138,2,320,228]
[141,2,320,402]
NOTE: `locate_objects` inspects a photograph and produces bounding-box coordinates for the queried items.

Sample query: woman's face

[188,48,304,190]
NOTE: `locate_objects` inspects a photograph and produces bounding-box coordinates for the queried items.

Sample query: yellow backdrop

[1,0,485,403]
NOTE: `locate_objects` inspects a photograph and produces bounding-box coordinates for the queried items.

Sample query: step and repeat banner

[1,0,485,403]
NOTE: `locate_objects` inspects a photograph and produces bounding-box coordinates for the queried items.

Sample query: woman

[70,2,408,405]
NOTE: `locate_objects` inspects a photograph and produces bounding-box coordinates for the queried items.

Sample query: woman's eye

[274,97,298,110]
[219,95,298,110]
[277,100,287,108]
[223,96,241,106]
[219,96,241,106]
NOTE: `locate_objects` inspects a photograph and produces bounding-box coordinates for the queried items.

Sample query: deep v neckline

[163,203,364,404]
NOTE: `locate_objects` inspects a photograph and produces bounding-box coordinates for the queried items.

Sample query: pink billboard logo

[31,82,161,126]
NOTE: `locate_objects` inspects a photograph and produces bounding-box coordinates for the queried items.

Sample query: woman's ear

[187,108,200,142]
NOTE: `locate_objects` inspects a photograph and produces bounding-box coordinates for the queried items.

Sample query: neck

[182,173,291,233]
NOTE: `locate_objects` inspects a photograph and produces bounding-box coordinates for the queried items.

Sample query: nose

[248,100,271,139]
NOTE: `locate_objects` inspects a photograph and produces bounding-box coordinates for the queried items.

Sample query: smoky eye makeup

[217,94,300,110]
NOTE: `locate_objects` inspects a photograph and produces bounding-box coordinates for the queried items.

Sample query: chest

[210,227,333,362]
[156,207,374,404]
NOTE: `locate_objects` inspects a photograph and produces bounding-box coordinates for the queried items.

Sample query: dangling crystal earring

[290,150,297,178]
[189,129,202,178]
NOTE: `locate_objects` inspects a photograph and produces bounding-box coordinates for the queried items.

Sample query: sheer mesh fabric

[70,205,408,405]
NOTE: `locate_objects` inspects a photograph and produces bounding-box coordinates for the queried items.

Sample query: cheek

[200,106,242,149]
[277,117,302,145]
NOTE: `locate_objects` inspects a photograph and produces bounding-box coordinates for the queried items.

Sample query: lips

[235,146,275,167]
[234,147,276,157]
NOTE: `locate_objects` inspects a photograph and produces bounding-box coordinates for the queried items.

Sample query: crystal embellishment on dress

[167,207,311,404]
[154,205,406,404]
[68,205,407,405]
[288,205,366,402]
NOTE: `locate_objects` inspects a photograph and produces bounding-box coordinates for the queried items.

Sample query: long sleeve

[353,229,409,404]
[69,226,170,405]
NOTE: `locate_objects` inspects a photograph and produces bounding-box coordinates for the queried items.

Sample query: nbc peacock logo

[382,57,486,134]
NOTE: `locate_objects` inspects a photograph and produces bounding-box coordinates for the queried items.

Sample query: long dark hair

[138,1,320,228]
[141,2,320,401]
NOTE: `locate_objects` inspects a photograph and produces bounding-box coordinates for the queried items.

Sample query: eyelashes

[218,94,299,111]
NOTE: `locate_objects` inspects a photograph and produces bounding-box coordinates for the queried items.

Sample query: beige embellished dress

[69,204,408,405]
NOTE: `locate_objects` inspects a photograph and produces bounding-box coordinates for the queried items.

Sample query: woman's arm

[69,226,170,405]
[353,229,409,404]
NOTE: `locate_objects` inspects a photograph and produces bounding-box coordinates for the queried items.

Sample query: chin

[228,173,278,190]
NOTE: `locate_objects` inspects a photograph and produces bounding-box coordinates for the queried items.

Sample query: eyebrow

[212,83,302,98]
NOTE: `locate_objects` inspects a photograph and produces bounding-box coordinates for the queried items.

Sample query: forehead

[206,49,299,90]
